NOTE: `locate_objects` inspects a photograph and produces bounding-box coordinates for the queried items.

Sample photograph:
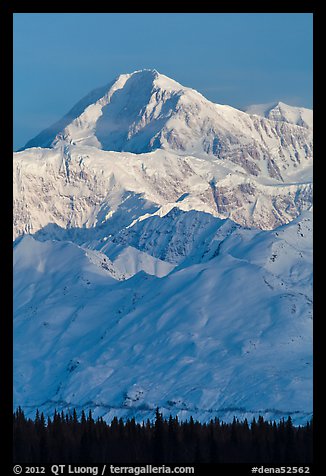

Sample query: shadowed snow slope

[14,145,312,236]
[14,212,312,424]
[22,70,312,183]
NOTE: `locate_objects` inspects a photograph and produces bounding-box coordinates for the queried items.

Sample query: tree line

[13,407,312,464]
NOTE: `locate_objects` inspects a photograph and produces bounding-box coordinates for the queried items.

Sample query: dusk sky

[13,13,313,151]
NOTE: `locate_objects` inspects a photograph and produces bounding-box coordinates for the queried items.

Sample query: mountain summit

[14,70,313,237]
[23,69,190,151]
[23,70,312,183]
[14,70,313,424]
[246,101,313,129]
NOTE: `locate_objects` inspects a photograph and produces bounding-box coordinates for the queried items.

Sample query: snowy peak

[246,101,313,129]
[23,69,188,151]
[13,70,313,425]
[21,70,312,183]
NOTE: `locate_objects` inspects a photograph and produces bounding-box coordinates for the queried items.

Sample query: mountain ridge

[13,70,313,424]
[246,101,313,129]
[14,210,313,424]
[21,69,312,185]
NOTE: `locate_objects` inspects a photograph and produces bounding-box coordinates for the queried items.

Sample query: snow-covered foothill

[13,70,313,425]
[14,212,312,425]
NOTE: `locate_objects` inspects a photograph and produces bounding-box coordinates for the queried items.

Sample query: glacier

[13,69,313,424]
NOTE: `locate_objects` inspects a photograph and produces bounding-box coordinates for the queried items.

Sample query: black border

[6,1,318,13]
[3,2,318,474]
[1,0,14,471]
[311,4,320,472]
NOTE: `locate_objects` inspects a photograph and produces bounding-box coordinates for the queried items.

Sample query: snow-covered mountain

[13,70,313,424]
[14,70,312,235]
[246,102,313,130]
[14,211,312,424]
[23,70,312,182]
[13,144,312,239]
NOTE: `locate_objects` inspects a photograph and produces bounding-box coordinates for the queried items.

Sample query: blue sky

[13,13,313,150]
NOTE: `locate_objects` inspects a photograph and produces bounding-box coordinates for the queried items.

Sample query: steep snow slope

[22,70,312,182]
[13,70,313,425]
[13,144,312,239]
[246,102,313,130]
[13,212,312,424]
